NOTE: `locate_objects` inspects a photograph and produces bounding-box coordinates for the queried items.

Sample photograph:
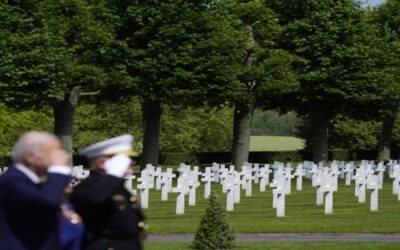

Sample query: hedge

[2,149,397,168]
[158,149,399,165]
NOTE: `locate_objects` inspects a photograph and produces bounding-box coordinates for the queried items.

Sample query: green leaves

[267,0,391,116]
[193,192,235,250]
[0,0,111,108]
[229,0,298,108]
[98,0,245,106]
[0,104,52,156]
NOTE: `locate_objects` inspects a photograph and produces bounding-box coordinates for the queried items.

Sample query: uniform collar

[15,163,41,184]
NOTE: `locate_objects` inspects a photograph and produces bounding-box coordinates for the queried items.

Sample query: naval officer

[0,132,72,250]
[71,134,145,250]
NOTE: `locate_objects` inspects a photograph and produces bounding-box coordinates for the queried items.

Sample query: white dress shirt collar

[15,163,41,184]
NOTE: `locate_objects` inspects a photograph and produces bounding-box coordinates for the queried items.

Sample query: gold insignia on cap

[130,196,137,202]
[138,221,145,228]
[103,150,139,157]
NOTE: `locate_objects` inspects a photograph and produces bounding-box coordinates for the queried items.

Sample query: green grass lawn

[250,136,305,151]
[144,242,400,250]
[143,177,400,234]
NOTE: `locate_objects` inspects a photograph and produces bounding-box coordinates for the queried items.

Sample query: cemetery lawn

[250,136,305,151]
[144,242,400,250]
[144,177,400,234]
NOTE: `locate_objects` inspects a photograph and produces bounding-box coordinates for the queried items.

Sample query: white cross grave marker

[294,164,305,191]
[242,166,255,197]
[375,163,385,189]
[259,165,272,192]
[353,166,367,203]
[137,175,152,209]
[344,163,354,186]
[172,177,189,214]
[160,168,176,201]
[201,167,214,199]
[154,167,162,190]
[314,168,324,205]
[222,174,235,211]
[390,165,400,198]
[234,171,243,204]
[321,174,336,214]
[367,174,379,211]
[270,175,286,217]
[188,167,201,206]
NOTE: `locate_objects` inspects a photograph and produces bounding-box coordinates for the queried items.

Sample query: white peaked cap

[79,134,138,159]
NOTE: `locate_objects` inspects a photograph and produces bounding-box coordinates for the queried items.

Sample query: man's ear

[24,152,36,166]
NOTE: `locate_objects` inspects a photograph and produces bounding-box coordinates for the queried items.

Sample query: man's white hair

[11,132,58,164]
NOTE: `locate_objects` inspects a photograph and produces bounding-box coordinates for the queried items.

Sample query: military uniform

[71,171,145,250]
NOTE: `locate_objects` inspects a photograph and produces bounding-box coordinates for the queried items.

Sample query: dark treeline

[0,0,399,166]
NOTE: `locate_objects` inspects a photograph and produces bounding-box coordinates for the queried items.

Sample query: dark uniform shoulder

[71,173,145,249]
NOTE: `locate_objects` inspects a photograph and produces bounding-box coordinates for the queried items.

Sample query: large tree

[95,0,245,168]
[43,0,111,162]
[369,0,400,160]
[230,0,297,167]
[267,0,379,162]
[0,0,111,163]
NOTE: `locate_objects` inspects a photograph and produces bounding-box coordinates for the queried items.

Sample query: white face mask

[104,154,133,178]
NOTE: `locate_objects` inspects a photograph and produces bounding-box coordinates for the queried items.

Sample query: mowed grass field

[144,242,400,250]
[250,136,305,151]
[142,176,400,234]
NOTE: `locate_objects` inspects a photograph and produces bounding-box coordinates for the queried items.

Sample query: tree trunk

[231,103,255,168]
[53,86,81,166]
[230,23,257,169]
[309,103,329,163]
[141,99,163,169]
[376,115,395,161]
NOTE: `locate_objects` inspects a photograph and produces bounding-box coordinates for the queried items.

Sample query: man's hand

[48,149,69,166]
[47,149,72,175]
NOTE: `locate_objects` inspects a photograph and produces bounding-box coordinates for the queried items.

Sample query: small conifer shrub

[192,192,235,249]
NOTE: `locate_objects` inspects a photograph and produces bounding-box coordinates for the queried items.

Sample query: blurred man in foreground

[71,134,145,250]
[0,132,72,250]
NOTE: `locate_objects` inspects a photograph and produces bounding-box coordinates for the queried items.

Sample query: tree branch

[79,90,100,96]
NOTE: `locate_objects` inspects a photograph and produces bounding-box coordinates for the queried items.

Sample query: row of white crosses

[306,160,386,214]
[172,164,200,214]
[127,163,201,214]
[270,162,311,217]
[118,161,267,215]
[134,161,300,216]
[70,165,90,186]
[54,159,400,217]
[349,162,383,211]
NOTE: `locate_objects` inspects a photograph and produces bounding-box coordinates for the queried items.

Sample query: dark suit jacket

[71,172,145,250]
[0,165,71,250]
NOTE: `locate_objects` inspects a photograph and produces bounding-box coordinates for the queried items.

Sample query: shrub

[159,152,197,165]
[193,192,235,250]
